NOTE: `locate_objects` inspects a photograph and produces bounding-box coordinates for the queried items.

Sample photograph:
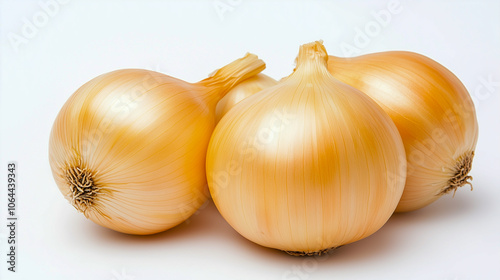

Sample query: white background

[1,0,500,279]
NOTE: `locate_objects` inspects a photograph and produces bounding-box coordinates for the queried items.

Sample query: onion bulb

[206,41,406,255]
[215,73,277,122]
[49,53,265,234]
[327,52,479,212]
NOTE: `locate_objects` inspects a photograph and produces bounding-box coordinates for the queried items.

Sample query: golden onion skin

[207,42,406,254]
[328,52,479,212]
[49,54,265,234]
[215,73,277,123]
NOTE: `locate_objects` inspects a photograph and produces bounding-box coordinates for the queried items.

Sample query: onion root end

[65,165,99,215]
[440,151,475,197]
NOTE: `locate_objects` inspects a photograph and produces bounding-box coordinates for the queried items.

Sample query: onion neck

[199,53,265,109]
[292,40,331,79]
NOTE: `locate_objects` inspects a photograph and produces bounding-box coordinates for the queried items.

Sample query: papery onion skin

[207,41,406,255]
[215,73,277,122]
[49,54,265,235]
[327,52,479,212]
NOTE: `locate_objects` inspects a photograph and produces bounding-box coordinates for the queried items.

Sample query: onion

[327,52,478,212]
[215,73,277,122]
[206,41,406,255]
[49,53,265,234]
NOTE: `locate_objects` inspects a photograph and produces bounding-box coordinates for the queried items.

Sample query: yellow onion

[207,41,406,255]
[49,53,265,234]
[327,52,479,212]
[215,73,277,122]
